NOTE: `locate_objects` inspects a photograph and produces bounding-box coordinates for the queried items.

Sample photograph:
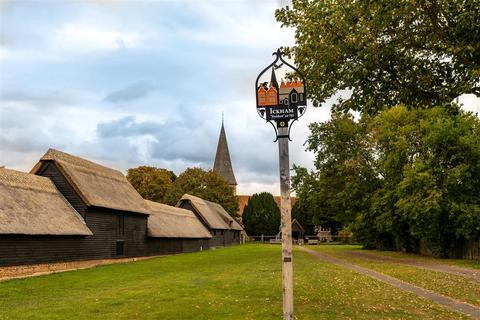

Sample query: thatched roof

[179,194,243,231]
[145,200,211,239]
[31,149,149,215]
[0,168,92,236]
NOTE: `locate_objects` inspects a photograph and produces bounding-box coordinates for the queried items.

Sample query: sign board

[255,49,307,140]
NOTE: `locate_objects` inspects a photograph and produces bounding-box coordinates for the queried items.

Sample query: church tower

[213,119,237,195]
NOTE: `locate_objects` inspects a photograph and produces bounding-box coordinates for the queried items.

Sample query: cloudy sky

[1,1,478,195]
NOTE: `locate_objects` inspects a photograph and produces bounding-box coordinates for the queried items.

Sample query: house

[145,200,211,254]
[291,219,305,240]
[279,80,306,108]
[0,168,92,266]
[177,194,243,247]
[30,148,151,260]
[257,68,280,108]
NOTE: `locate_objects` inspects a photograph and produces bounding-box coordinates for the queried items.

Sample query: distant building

[237,195,297,217]
[213,121,237,194]
[178,194,243,247]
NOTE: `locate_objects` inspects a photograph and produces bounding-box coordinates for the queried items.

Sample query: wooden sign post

[278,126,294,319]
[255,49,307,320]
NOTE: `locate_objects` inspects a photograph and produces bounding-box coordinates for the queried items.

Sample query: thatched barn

[0,168,93,266]
[0,149,245,266]
[145,200,212,254]
[177,194,243,247]
[29,149,151,261]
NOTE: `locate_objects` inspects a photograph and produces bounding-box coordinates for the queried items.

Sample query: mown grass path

[310,245,480,309]
[300,246,480,319]
[0,244,469,319]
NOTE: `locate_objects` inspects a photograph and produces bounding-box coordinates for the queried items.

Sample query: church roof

[213,123,237,186]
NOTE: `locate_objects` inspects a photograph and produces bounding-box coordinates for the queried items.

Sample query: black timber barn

[0,148,243,267]
[0,168,94,266]
[178,194,243,247]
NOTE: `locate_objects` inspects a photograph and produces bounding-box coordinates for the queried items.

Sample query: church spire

[213,119,237,194]
[270,67,279,90]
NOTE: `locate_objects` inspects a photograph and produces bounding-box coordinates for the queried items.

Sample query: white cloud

[49,24,142,53]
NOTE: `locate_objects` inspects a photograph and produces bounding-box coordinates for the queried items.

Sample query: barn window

[117,214,125,236]
[291,93,298,103]
[213,230,217,236]
[221,230,224,236]
[299,93,304,101]
[284,98,289,105]
[116,240,125,256]
[233,231,236,239]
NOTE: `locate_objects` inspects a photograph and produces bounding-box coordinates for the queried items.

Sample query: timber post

[278,126,294,319]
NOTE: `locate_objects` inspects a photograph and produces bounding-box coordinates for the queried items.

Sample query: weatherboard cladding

[0,168,92,236]
[0,209,148,266]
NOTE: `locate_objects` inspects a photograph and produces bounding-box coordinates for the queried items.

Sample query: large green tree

[242,192,281,236]
[276,0,480,114]
[293,106,480,256]
[163,168,239,218]
[292,112,378,232]
[359,106,480,255]
[127,166,175,203]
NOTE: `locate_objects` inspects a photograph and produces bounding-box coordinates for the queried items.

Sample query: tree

[242,192,281,236]
[291,201,315,235]
[163,168,239,218]
[367,106,480,255]
[292,112,378,233]
[293,105,480,256]
[127,166,174,203]
[276,1,480,114]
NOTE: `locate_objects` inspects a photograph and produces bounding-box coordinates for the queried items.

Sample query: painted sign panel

[255,49,307,140]
[266,106,298,121]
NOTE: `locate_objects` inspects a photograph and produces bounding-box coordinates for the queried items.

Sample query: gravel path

[299,246,480,319]
[345,250,480,281]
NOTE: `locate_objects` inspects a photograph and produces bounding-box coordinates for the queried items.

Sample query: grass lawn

[0,244,468,319]
[311,245,480,307]
[352,246,480,270]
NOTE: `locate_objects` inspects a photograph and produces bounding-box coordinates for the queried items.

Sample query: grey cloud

[105,81,156,102]
[0,91,72,107]
[97,116,159,138]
